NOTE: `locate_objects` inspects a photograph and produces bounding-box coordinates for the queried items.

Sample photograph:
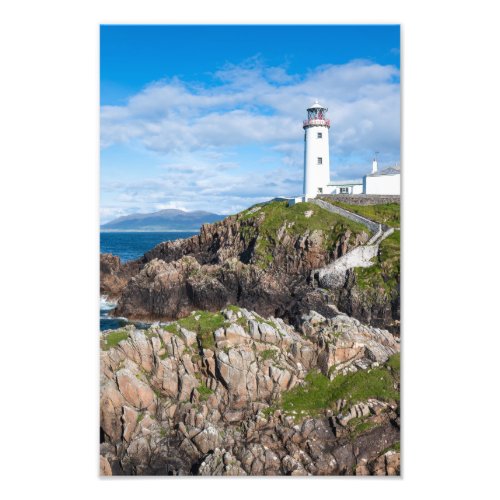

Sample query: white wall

[303,124,330,198]
[364,174,401,195]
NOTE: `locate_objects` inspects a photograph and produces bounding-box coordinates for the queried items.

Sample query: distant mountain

[101,209,224,231]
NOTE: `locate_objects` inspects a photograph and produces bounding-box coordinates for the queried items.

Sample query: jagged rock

[192,425,221,454]
[101,202,384,330]
[100,456,112,476]
[198,448,247,476]
[99,308,400,476]
[116,369,156,412]
[369,451,401,476]
[100,381,125,443]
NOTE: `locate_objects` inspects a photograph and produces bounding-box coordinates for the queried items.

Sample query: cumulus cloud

[100,58,400,221]
[101,58,399,155]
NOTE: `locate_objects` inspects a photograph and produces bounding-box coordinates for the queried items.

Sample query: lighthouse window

[317,132,322,139]
[317,157,323,165]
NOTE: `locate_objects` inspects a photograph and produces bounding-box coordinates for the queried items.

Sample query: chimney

[372,158,378,174]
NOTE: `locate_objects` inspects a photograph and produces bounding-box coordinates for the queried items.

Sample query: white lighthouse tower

[303,101,331,198]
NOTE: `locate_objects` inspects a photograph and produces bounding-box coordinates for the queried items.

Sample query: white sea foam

[100,295,117,311]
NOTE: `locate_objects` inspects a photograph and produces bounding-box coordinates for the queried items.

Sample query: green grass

[237,201,369,268]
[268,354,400,421]
[354,230,400,295]
[162,323,180,335]
[349,418,378,438]
[102,330,129,350]
[235,317,249,329]
[197,382,214,401]
[260,349,278,361]
[386,352,400,372]
[381,441,400,455]
[163,310,227,350]
[320,199,400,228]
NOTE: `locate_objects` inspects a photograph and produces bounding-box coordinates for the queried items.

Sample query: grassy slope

[238,201,370,268]
[163,310,229,350]
[318,199,400,228]
[101,330,129,350]
[267,353,400,421]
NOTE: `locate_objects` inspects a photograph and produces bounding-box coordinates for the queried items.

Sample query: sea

[100,231,197,331]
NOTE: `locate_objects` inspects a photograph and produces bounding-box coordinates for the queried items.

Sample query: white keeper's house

[293,101,400,202]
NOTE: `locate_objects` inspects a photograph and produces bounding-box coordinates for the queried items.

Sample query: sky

[100,25,400,222]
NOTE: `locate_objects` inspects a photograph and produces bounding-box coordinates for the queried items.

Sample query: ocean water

[100,231,197,262]
[100,231,197,331]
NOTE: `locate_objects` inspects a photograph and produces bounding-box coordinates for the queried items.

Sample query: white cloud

[100,150,304,222]
[101,58,399,156]
[100,58,400,221]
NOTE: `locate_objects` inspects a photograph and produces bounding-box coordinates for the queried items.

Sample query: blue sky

[100,25,400,222]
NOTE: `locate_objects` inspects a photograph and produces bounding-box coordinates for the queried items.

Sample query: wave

[100,295,117,311]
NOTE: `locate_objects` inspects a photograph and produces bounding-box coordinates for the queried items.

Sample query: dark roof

[367,166,401,177]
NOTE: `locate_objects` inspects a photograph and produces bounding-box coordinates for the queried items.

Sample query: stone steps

[310,198,396,290]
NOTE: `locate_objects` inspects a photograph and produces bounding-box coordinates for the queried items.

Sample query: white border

[1,1,499,497]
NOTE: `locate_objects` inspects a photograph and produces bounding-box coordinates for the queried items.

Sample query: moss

[320,199,400,228]
[237,200,369,269]
[168,310,226,350]
[380,441,400,455]
[270,358,399,421]
[386,353,400,372]
[260,349,278,361]
[162,323,180,336]
[348,418,378,439]
[236,317,249,329]
[136,412,145,424]
[102,330,129,350]
[197,382,214,401]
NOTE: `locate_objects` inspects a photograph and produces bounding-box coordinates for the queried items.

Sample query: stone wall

[309,198,381,234]
[318,194,400,206]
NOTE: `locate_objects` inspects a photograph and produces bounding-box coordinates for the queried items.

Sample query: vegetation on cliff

[163,310,228,349]
[101,330,129,350]
[102,198,400,332]
[238,200,369,268]
[100,307,400,476]
[267,353,400,421]
[319,198,400,228]
[354,230,400,296]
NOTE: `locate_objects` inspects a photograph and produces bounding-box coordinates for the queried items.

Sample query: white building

[294,101,400,200]
[302,101,331,198]
[363,164,401,195]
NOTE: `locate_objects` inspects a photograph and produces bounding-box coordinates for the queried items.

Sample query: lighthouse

[303,101,331,198]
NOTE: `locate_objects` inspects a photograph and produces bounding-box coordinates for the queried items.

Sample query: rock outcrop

[100,307,400,476]
[100,201,391,330]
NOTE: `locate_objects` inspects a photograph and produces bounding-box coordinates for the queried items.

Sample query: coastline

[100,229,200,233]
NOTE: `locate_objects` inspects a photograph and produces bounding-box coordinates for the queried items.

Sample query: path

[308,198,395,290]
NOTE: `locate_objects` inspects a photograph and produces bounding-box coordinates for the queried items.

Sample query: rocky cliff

[100,307,400,476]
[101,201,377,328]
